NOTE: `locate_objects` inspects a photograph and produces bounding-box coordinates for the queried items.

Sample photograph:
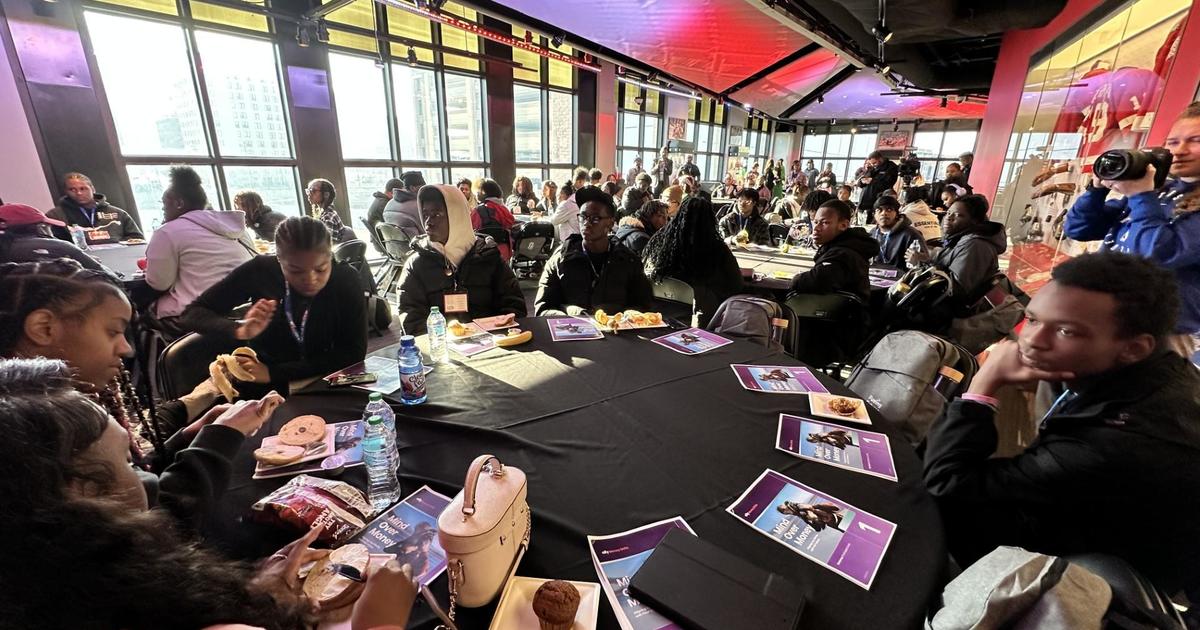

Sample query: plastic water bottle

[363,392,398,467]
[398,335,427,405]
[68,225,89,250]
[364,415,399,512]
[427,307,449,364]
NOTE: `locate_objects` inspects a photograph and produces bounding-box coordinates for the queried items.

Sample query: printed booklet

[588,517,696,630]
[730,364,830,394]
[651,328,732,355]
[349,485,453,586]
[775,414,897,481]
[727,469,896,589]
[547,317,605,341]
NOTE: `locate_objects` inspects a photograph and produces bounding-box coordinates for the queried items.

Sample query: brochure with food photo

[588,517,696,630]
[730,364,830,394]
[807,392,872,425]
[651,328,733,355]
[547,317,605,341]
[727,469,896,589]
[775,414,898,481]
[448,331,497,357]
[253,420,366,480]
[349,486,452,586]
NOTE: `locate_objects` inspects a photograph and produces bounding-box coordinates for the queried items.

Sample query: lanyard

[283,282,310,346]
[1041,389,1074,425]
[81,206,96,227]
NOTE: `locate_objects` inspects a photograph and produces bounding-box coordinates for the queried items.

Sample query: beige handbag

[436,454,531,623]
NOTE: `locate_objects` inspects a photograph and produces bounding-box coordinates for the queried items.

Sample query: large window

[513,47,576,189]
[85,7,299,233]
[684,97,727,181]
[801,120,980,187]
[329,53,391,160]
[616,83,663,181]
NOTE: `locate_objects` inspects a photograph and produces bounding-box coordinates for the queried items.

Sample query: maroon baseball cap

[0,203,65,229]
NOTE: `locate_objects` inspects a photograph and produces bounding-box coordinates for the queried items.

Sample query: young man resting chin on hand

[923,252,1200,596]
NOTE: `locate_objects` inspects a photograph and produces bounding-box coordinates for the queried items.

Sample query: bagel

[303,543,370,607]
[254,443,306,466]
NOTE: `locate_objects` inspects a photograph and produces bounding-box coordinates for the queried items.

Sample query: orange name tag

[86,229,111,242]
[443,291,469,313]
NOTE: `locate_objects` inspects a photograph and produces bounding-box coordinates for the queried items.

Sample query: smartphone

[330,372,378,387]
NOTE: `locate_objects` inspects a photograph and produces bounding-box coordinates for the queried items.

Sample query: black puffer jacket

[247,206,287,242]
[397,235,526,334]
[925,351,1200,593]
[790,227,880,301]
[856,160,899,211]
[535,235,653,317]
[48,194,143,243]
[934,220,1007,300]
[615,220,652,257]
[718,210,771,245]
[868,215,926,270]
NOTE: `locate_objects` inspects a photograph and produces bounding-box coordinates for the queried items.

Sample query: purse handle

[461,454,505,518]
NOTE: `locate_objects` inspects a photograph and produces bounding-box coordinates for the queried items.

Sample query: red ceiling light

[381,0,602,72]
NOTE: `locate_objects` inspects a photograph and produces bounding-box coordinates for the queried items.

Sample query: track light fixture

[872,22,893,43]
[524,30,534,44]
[407,46,418,66]
[850,124,858,134]
[940,96,948,108]
[831,118,838,125]
[616,66,626,76]
[647,71,659,82]
[296,24,312,48]
[316,20,330,43]
[892,118,899,131]
[551,33,565,48]
[817,95,824,104]
[877,62,891,75]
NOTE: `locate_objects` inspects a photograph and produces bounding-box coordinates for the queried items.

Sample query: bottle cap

[400,335,416,347]
[368,392,383,401]
[367,415,383,425]
[430,306,440,313]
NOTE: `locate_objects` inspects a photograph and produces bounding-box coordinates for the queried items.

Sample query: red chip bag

[251,475,374,545]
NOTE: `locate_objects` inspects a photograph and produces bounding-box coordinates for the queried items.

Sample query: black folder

[628,529,806,630]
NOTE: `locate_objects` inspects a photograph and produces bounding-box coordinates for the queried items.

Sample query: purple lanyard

[283,282,309,346]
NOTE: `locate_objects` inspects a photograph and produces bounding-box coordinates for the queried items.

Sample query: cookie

[254,443,306,466]
[279,415,327,446]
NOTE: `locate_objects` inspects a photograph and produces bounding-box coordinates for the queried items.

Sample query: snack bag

[251,475,374,544]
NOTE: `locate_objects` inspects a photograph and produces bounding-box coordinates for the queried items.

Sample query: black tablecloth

[88,243,147,286]
[210,319,946,630]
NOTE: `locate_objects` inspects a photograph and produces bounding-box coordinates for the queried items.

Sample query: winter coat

[902,200,943,242]
[246,206,287,242]
[534,235,653,317]
[1066,179,1200,333]
[790,227,880,302]
[365,191,390,238]
[506,193,538,214]
[857,160,900,211]
[383,189,424,239]
[719,210,771,245]
[924,350,1200,593]
[48,194,143,244]
[615,219,652,257]
[869,215,926,270]
[934,220,1006,301]
[144,209,255,318]
[396,236,526,335]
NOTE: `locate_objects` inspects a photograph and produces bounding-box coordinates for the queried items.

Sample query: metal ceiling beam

[722,42,822,96]
[780,65,857,118]
[303,0,358,21]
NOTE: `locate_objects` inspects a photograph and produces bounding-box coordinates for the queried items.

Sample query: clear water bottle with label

[363,415,399,512]
[68,225,89,250]
[397,335,427,405]
[427,306,449,364]
[363,392,398,468]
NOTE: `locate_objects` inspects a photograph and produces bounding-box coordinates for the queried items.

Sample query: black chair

[651,276,697,326]
[510,221,555,279]
[375,223,411,299]
[785,291,869,371]
[334,239,390,336]
[768,223,789,246]
[157,332,237,402]
[360,217,387,256]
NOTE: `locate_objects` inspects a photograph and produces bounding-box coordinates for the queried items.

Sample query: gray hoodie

[902,200,942,242]
[934,221,1007,299]
[145,209,255,318]
[383,189,424,239]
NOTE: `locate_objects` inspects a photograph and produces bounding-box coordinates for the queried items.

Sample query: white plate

[489,576,601,630]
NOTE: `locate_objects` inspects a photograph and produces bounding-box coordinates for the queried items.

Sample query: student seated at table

[396,184,525,334]
[899,185,943,243]
[183,216,367,393]
[0,203,109,272]
[617,185,650,219]
[47,172,143,245]
[304,178,354,243]
[535,186,654,317]
[615,200,668,257]
[507,176,538,214]
[384,170,427,240]
[234,190,287,242]
[924,252,1200,595]
[790,199,879,302]
[643,196,741,327]
[911,194,1005,300]
[0,262,286,528]
[145,166,255,333]
[719,189,771,245]
[868,195,926,270]
[472,178,517,261]
[0,358,419,628]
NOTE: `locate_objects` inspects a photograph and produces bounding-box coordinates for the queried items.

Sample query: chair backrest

[652,276,695,307]
[768,223,788,246]
[476,227,510,248]
[513,236,549,260]
[334,238,368,264]
[360,217,386,255]
[375,222,411,261]
[706,295,792,351]
[157,332,238,401]
[843,330,977,444]
[784,292,870,369]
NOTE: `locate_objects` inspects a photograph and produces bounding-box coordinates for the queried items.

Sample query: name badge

[86,229,111,242]
[444,291,469,313]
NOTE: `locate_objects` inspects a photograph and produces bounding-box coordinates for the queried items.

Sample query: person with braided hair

[305,177,354,242]
[642,196,742,327]
[0,260,284,531]
[183,216,367,392]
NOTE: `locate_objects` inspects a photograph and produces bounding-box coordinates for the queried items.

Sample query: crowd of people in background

[2,98,1200,628]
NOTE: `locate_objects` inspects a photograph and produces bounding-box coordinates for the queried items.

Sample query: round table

[87,242,148,286]
[210,318,946,629]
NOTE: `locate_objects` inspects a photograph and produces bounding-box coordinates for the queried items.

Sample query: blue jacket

[1065,179,1200,333]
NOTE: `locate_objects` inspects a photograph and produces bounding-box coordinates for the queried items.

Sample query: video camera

[898,152,922,184]
[1093,147,1172,189]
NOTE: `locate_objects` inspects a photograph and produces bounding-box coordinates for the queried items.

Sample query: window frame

[511,34,577,189]
[615,81,665,181]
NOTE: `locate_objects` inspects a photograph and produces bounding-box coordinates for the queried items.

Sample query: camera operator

[1065,101,1200,346]
[856,151,900,223]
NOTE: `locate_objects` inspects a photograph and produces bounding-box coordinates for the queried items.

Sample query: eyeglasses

[578,213,611,225]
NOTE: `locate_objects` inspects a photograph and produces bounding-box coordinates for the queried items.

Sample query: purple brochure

[651,328,733,355]
[869,276,898,289]
[547,317,604,341]
[350,486,452,587]
[588,517,696,630]
[776,414,898,481]
[731,364,830,394]
[727,469,896,589]
[449,332,497,357]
